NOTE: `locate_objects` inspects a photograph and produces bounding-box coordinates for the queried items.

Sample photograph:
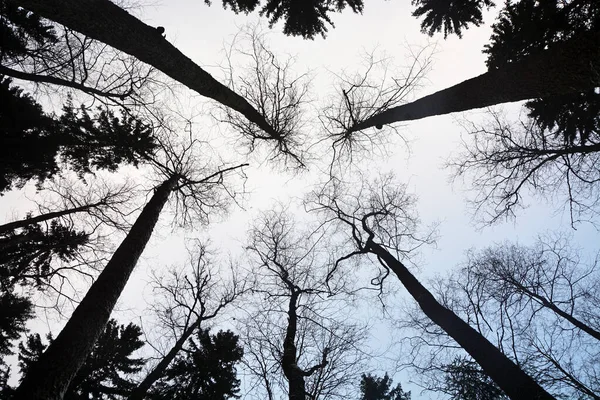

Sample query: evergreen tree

[0,0,58,59]
[412,0,494,38]
[0,219,89,288]
[484,0,600,144]
[0,76,157,194]
[206,0,364,39]
[442,357,507,400]
[16,320,144,399]
[360,373,411,400]
[0,292,33,359]
[150,329,244,400]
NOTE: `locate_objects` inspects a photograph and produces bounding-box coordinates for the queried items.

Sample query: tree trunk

[11,0,279,139]
[281,291,307,400]
[523,289,600,342]
[351,30,600,132]
[0,202,102,234]
[367,241,556,400]
[127,318,201,400]
[13,176,178,400]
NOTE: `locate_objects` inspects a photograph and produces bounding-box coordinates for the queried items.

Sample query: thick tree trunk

[12,0,278,139]
[281,291,307,400]
[0,202,102,234]
[13,176,178,400]
[351,30,600,132]
[127,319,201,400]
[367,241,555,400]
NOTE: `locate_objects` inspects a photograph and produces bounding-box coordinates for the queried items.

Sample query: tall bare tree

[241,207,368,400]
[13,125,248,400]
[319,45,433,168]
[307,173,555,400]
[1,1,156,107]
[12,0,288,146]
[216,25,312,168]
[399,235,600,399]
[342,30,599,133]
[129,240,246,400]
[0,178,135,235]
[450,109,600,225]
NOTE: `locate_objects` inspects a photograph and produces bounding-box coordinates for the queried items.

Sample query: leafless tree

[394,235,600,399]
[216,25,312,168]
[14,0,290,146]
[451,109,600,226]
[306,173,555,399]
[240,207,369,400]
[129,240,247,400]
[319,45,433,169]
[14,120,249,400]
[337,31,599,132]
[1,2,158,108]
[0,177,137,235]
[0,177,140,317]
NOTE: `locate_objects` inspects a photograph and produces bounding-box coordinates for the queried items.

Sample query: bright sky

[2,0,598,398]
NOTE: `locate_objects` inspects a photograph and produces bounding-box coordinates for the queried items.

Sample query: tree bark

[127,318,201,400]
[0,202,103,234]
[281,291,307,400]
[13,176,178,400]
[11,0,279,139]
[367,241,556,400]
[351,30,600,132]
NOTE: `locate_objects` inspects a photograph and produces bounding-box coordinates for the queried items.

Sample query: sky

[2,0,599,398]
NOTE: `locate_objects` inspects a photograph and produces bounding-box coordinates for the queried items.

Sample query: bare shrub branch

[215,25,312,169]
[450,108,600,226]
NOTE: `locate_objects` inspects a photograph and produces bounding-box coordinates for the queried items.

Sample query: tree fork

[14,175,179,400]
[367,241,556,400]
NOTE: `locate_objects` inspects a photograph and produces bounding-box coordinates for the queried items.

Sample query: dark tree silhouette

[206,0,364,39]
[149,329,244,400]
[0,179,135,235]
[343,0,599,142]
[343,30,599,133]
[0,220,89,289]
[1,0,154,106]
[412,0,494,38]
[441,357,507,400]
[12,0,290,150]
[451,109,600,224]
[0,77,157,193]
[360,373,411,400]
[16,320,144,399]
[0,291,33,359]
[396,235,600,398]
[242,207,368,400]
[483,0,600,145]
[13,127,248,399]
[128,241,245,400]
[307,174,555,400]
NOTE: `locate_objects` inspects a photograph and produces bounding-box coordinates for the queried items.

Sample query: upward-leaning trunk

[127,318,202,400]
[351,30,600,132]
[281,291,307,400]
[11,0,278,139]
[519,287,600,342]
[367,241,555,400]
[0,202,104,234]
[14,176,178,400]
